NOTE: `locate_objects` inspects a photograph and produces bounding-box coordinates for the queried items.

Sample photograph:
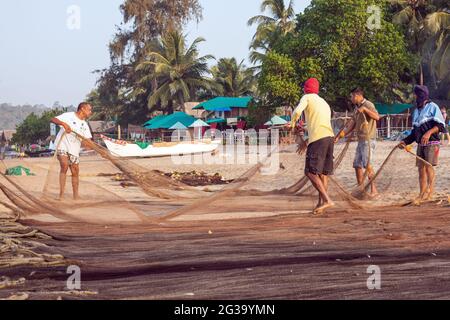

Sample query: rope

[0,208,67,270]
[159,145,281,221]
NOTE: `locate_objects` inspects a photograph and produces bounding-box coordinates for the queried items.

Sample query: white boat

[101,135,221,158]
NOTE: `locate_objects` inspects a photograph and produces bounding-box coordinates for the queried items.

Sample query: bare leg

[306,172,335,214]
[69,164,80,200]
[425,166,435,200]
[355,168,364,186]
[367,166,379,196]
[416,164,428,203]
[58,156,69,200]
[315,174,329,209]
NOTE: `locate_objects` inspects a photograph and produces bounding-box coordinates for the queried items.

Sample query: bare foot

[313,202,336,215]
[368,192,380,200]
[413,195,425,206]
[314,201,323,211]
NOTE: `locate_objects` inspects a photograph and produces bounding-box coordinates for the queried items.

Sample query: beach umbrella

[270,116,288,126]
[189,119,210,140]
[169,122,188,141]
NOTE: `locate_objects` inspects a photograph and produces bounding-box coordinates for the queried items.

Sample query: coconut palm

[136,30,216,113]
[391,0,449,97]
[109,0,202,61]
[247,0,296,65]
[211,58,256,97]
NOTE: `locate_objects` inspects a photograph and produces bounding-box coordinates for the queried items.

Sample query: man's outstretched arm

[51,117,72,134]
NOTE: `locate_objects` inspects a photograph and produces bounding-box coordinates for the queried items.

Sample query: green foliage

[248,0,296,65]
[12,109,66,145]
[246,99,274,127]
[210,58,256,97]
[91,0,204,125]
[260,0,416,110]
[390,0,450,99]
[136,30,216,113]
[258,52,300,108]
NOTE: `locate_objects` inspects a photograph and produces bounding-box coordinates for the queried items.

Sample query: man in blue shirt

[399,85,447,202]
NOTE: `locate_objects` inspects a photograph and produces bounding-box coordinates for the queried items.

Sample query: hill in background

[0,103,76,130]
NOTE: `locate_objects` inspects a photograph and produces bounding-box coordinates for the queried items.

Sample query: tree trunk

[419,63,424,86]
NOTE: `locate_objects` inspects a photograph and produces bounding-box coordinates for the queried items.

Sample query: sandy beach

[1,141,450,300]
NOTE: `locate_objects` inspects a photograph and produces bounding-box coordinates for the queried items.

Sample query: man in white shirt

[51,103,93,200]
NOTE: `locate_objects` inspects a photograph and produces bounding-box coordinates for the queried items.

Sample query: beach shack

[193,97,252,129]
[143,112,197,142]
[375,103,413,139]
[88,121,116,141]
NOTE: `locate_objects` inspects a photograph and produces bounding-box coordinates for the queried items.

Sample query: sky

[0,0,311,107]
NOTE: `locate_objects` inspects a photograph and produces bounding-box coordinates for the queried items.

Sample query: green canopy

[143,114,167,128]
[206,118,226,124]
[193,97,252,111]
[5,166,35,176]
[144,112,196,130]
[375,103,412,115]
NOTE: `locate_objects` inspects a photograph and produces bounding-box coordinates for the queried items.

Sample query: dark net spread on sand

[1,134,450,299]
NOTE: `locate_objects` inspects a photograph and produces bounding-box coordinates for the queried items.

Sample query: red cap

[304,78,320,94]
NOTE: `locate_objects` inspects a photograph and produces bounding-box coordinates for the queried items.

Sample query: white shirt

[54,112,92,156]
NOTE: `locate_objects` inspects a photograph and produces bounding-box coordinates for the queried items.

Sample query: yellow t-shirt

[291,94,334,144]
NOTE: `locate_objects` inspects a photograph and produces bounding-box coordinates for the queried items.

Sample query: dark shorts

[305,137,334,176]
[417,144,440,167]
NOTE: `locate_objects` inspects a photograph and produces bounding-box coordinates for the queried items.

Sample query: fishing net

[0,126,448,226]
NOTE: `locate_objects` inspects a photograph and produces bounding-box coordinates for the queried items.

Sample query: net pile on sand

[0,206,67,269]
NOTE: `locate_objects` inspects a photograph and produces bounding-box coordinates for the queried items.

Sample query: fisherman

[440,106,450,146]
[399,85,447,202]
[290,78,335,215]
[335,88,380,198]
[51,102,93,200]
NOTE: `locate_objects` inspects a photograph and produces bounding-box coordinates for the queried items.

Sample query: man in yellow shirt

[291,78,335,215]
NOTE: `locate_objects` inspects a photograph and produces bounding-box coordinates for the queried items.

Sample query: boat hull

[102,138,221,158]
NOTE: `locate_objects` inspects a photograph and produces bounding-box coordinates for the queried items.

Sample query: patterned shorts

[57,150,80,165]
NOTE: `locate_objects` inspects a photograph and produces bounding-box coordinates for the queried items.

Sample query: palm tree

[109,0,202,61]
[391,0,449,97]
[423,6,450,98]
[136,30,216,113]
[211,58,256,97]
[247,0,296,65]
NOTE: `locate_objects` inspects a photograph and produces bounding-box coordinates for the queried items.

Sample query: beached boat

[101,135,221,158]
